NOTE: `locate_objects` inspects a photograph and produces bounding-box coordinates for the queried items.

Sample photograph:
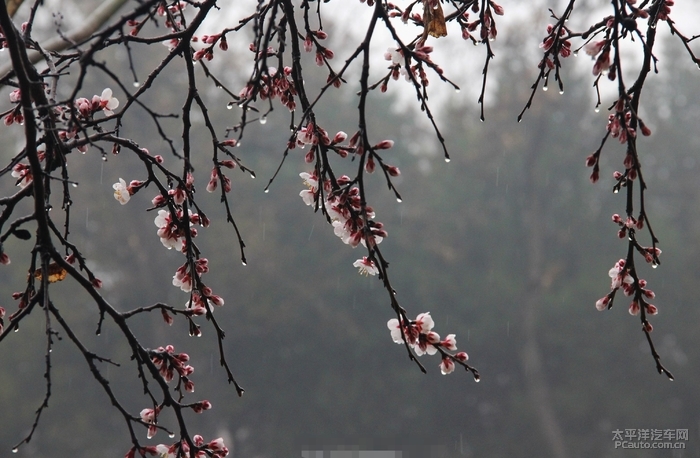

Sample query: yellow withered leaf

[423,0,447,39]
[33,263,68,283]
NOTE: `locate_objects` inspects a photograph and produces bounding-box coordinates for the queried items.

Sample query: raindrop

[14,327,19,332]
[542,85,548,92]
[71,183,78,188]
[573,51,578,57]
[264,188,269,193]
[652,263,658,269]
[241,260,247,266]
[259,116,267,125]
[474,375,481,383]
[444,157,451,163]
[102,156,108,161]
[559,90,564,95]
[49,348,53,353]
[168,433,176,439]
[12,448,18,453]
[455,88,461,93]
[650,22,656,29]
[96,332,101,336]
[595,107,600,113]
[613,188,619,194]
[227,102,234,110]
[133,81,141,88]
[396,197,402,203]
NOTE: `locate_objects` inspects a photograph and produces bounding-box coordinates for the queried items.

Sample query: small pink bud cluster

[150,345,195,386]
[611,213,647,239]
[539,24,572,59]
[387,312,469,375]
[206,159,235,194]
[384,45,442,88]
[239,66,298,111]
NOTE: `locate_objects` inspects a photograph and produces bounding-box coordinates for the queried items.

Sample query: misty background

[0,1,698,457]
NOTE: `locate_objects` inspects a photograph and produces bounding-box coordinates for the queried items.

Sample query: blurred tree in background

[0,1,697,457]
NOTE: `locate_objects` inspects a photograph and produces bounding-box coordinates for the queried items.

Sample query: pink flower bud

[455,351,468,362]
[162,309,173,325]
[374,139,394,150]
[628,301,640,316]
[365,156,375,173]
[333,131,347,143]
[595,296,609,311]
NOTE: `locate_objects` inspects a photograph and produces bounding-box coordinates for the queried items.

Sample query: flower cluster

[125,435,228,458]
[383,44,438,89]
[595,259,658,329]
[297,129,401,275]
[74,88,120,118]
[113,178,145,205]
[387,312,468,375]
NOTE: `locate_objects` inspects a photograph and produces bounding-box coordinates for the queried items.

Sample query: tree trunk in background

[519,116,568,458]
